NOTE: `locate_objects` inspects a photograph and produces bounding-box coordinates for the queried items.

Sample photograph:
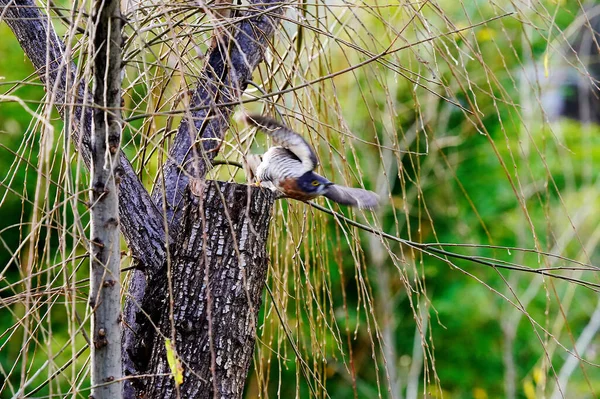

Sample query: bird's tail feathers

[241,113,286,132]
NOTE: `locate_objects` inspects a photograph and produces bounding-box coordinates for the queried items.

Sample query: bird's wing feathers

[244,114,318,172]
[257,147,304,181]
[243,154,262,182]
[323,185,380,209]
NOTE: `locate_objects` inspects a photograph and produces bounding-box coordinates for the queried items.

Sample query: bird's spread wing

[244,114,318,173]
[258,147,304,181]
[323,185,380,209]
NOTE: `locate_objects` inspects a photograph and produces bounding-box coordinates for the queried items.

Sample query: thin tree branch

[307,202,600,291]
[550,301,600,399]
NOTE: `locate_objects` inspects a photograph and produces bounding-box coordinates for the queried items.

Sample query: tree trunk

[89,0,123,395]
[129,181,275,398]
[123,2,282,395]
[151,0,283,226]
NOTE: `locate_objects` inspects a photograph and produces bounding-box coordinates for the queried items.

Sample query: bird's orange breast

[278,178,319,201]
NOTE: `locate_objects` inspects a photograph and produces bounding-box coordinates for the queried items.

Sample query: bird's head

[297,172,333,195]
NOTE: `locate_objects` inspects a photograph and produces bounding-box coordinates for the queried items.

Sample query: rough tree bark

[132,182,275,397]
[89,0,123,395]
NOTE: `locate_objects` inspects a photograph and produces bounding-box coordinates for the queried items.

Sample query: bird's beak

[325,182,334,187]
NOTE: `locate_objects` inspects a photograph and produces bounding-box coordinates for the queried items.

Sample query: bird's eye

[311,180,319,186]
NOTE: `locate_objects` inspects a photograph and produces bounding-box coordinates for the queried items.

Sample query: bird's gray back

[257,147,304,182]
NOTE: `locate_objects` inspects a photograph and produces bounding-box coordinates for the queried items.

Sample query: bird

[242,114,380,209]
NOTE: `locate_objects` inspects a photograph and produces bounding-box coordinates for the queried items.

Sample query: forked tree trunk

[0,1,281,397]
[128,181,275,398]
